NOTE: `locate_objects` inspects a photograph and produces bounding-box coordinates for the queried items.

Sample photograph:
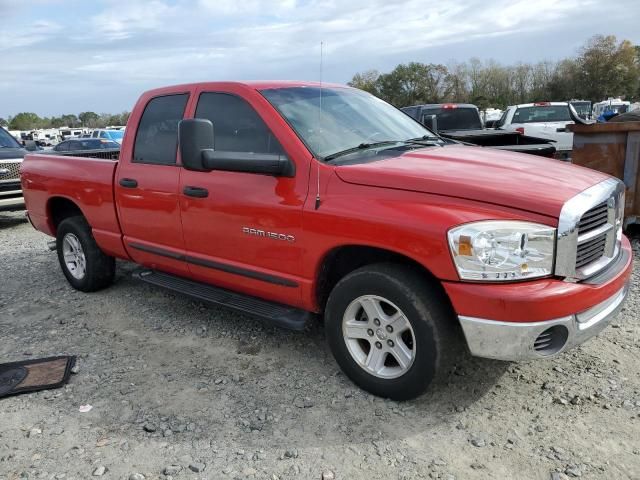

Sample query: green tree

[376,62,449,107]
[0,117,8,128]
[578,35,640,100]
[9,112,42,130]
[79,111,100,128]
[50,117,65,128]
[60,114,79,127]
[443,62,469,103]
[348,70,380,95]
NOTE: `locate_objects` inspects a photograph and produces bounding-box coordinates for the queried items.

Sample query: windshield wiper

[323,141,399,162]
[404,135,442,145]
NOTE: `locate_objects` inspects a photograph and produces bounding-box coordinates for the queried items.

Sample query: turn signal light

[458,235,472,256]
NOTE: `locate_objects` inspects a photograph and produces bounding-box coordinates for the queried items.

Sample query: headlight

[448,221,556,281]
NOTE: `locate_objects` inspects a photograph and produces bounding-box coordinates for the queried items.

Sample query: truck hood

[334,145,609,218]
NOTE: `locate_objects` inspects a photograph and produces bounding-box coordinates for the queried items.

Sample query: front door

[116,93,190,276]
[179,90,308,306]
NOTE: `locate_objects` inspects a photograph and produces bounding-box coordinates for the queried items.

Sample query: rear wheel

[325,263,458,400]
[56,216,115,292]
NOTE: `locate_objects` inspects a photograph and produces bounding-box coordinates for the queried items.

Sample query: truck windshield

[570,102,591,118]
[261,86,432,159]
[420,107,482,130]
[513,105,572,123]
[0,127,21,148]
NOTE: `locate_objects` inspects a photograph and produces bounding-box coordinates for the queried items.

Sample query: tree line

[349,35,640,109]
[0,111,131,131]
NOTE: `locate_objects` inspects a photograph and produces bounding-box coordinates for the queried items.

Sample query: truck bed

[20,153,122,245]
[438,129,556,156]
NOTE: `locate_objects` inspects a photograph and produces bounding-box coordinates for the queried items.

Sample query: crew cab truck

[21,82,632,400]
[401,103,556,157]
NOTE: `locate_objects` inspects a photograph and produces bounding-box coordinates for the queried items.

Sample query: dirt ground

[0,211,639,480]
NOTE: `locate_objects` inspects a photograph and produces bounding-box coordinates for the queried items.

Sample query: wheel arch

[315,244,450,313]
[47,196,86,235]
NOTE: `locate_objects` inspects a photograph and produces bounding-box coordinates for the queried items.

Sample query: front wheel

[325,263,459,400]
[56,216,115,292]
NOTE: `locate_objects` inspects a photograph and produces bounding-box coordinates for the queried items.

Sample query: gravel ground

[0,210,639,480]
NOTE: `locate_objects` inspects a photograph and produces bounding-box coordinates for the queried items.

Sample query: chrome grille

[0,159,23,182]
[577,202,608,234]
[575,235,607,268]
[556,178,625,282]
[575,202,609,269]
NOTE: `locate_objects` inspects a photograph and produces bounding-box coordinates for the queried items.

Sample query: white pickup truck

[496,102,577,160]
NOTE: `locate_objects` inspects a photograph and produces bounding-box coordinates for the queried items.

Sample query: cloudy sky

[1,0,638,118]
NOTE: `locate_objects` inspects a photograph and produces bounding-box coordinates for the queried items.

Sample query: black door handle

[119,178,138,188]
[183,186,209,198]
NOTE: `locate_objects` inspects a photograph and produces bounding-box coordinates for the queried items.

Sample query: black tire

[56,216,115,292]
[325,263,459,401]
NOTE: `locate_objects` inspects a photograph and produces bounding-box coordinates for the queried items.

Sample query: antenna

[315,41,323,210]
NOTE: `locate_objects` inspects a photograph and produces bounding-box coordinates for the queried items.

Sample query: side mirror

[202,151,294,177]
[179,118,294,177]
[422,114,438,133]
[179,118,214,172]
[24,140,39,151]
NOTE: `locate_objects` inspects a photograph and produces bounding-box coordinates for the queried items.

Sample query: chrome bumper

[458,283,629,361]
[0,195,24,210]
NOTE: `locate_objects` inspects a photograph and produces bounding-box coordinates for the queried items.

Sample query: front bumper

[447,236,632,361]
[0,194,25,212]
[459,283,629,360]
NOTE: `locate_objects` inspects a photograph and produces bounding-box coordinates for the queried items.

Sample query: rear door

[115,93,191,276]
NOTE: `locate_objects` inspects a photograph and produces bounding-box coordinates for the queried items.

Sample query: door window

[133,94,189,165]
[195,93,283,154]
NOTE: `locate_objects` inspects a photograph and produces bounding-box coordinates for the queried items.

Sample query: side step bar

[133,270,310,331]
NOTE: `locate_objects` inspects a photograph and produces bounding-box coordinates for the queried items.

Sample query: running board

[133,270,310,331]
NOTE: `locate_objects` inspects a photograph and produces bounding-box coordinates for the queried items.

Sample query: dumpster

[568,122,640,228]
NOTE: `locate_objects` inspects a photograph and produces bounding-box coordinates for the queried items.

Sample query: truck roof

[405,103,478,109]
[142,81,350,97]
[510,102,569,108]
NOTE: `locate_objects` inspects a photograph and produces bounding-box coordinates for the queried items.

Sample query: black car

[53,138,120,152]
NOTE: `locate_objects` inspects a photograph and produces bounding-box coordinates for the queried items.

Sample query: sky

[1,0,639,118]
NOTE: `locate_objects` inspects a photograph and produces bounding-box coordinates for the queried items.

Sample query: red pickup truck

[21,81,632,400]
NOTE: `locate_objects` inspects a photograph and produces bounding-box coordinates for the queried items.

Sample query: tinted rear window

[420,107,482,130]
[133,94,189,165]
[513,106,571,124]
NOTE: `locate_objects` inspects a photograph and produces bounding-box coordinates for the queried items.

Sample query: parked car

[91,128,125,144]
[402,103,556,157]
[21,81,632,400]
[496,102,579,160]
[0,126,27,211]
[52,138,121,152]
